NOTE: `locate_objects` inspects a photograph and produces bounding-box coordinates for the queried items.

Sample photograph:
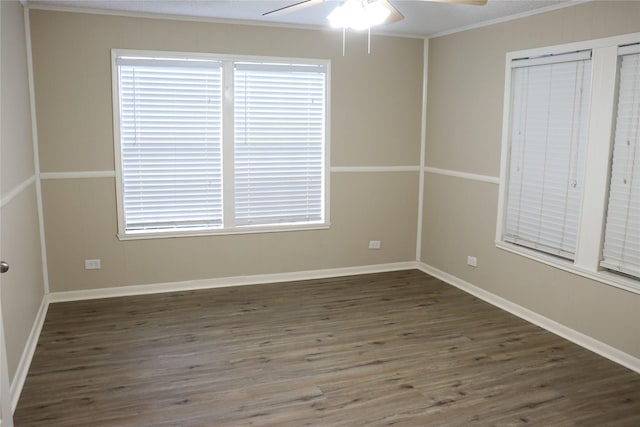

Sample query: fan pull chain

[340,27,373,56]
[342,27,346,56]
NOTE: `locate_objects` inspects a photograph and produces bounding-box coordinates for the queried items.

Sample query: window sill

[117,222,331,241]
[495,240,640,296]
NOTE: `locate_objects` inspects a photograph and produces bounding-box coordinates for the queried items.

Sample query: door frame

[0,1,17,424]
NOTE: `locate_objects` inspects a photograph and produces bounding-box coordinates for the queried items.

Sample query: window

[504,51,592,259]
[234,63,326,227]
[112,50,329,238]
[497,34,640,293]
[601,45,640,278]
[116,56,224,232]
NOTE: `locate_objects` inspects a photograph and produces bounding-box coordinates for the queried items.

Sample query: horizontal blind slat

[504,57,592,258]
[234,62,326,226]
[601,52,640,278]
[118,60,223,231]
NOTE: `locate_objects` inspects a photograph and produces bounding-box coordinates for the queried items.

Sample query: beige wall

[29,10,423,292]
[0,0,45,381]
[422,1,640,359]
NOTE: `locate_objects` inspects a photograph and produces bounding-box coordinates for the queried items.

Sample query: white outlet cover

[369,240,381,249]
[84,259,101,270]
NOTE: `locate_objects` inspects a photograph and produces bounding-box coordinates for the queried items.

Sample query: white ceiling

[26,0,578,38]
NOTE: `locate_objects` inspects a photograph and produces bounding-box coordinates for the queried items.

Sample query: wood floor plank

[13,270,640,426]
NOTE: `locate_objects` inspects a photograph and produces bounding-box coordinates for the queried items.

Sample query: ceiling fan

[263,0,488,29]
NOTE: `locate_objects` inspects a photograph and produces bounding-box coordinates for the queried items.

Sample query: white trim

[39,171,116,180]
[417,262,640,375]
[330,166,420,173]
[11,262,415,409]
[495,32,640,294]
[24,3,425,40]
[14,260,640,411]
[47,262,418,303]
[111,49,331,238]
[24,7,49,295]
[0,176,35,209]
[37,167,423,179]
[0,1,9,421]
[24,1,591,41]
[423,166,499,184]
[112,48,330,69]
[26,3,331,34]
[416,39,428,262]
[324,63,332,232]
[496,241,640,296]
[573,45,618,271]
[507,32,640,64]
[117,223,331,241]
[0,311,10,427]
[221,60,235,229]
[111,49,126,237]
[495,45,513,246]
[9,298,48,413]
[428,1,591,39]
[511,49,591,68]
[619,43,640,56]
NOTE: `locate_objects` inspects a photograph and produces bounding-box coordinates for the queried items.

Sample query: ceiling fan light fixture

[327,0,391,31]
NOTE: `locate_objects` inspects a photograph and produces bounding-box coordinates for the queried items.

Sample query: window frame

[496,32,640,295]
[502,50,592,260]
[111,49,331,240]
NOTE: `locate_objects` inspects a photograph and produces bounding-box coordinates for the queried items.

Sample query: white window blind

[504,52,592,259]
[601,50,640,278]
[234,62,326,226]
[117,57,223,231]
[113,51,329,237]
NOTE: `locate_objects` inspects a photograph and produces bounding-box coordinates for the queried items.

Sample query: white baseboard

[48,261,419,303]
[10,297,49,413]
[10,261,416,415]
[417,262,640,375]
[12,259,638,419]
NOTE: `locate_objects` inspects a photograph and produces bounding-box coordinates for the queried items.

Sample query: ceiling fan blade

[417,0,487,5]
[262,0,325,17]
[378,0,404,24]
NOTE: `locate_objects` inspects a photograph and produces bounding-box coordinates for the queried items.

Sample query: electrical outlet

[369,240,381,249]
[84,259,101,270]
[467,256,477,267]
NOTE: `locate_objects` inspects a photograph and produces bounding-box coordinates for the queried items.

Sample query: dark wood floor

[14,270,640,426]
